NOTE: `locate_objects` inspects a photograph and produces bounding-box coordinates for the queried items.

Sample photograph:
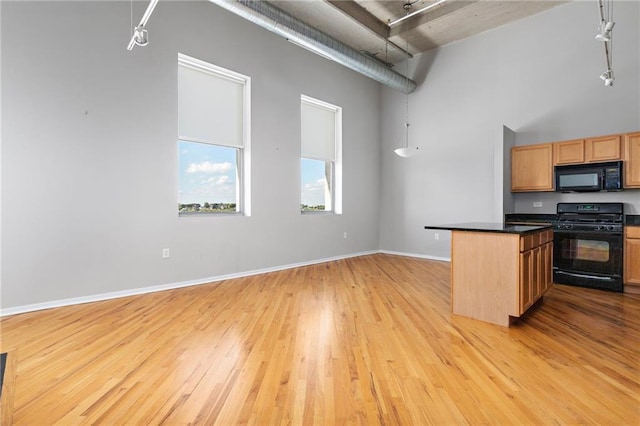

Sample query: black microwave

[555,161,623,192]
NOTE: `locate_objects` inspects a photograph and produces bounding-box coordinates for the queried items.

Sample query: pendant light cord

[404,37,410,149]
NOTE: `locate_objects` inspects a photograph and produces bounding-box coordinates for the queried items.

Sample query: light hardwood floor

[1,254,639,424]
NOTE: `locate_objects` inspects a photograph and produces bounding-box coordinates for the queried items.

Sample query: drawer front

[520,230,552,251]
[627,226,640,239]
[521,234,536,251]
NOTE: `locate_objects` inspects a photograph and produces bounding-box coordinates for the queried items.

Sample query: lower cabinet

[625,226,640,293]
[450,228,553,326]
[519,233,553,315]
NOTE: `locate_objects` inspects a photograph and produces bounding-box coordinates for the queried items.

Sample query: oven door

[553,229,623,291]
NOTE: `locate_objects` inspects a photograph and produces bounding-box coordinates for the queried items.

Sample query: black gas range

[553,203,624,292]
[506,203,625,292]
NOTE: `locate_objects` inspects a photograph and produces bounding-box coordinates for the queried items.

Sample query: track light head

[595,21,615,41]
[600,70,614,86]
[133,26,149,47]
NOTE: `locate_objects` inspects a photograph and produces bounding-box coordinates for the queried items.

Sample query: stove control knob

[607,225,615,231]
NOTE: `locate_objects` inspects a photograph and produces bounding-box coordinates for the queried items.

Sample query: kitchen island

[425,223,553,326]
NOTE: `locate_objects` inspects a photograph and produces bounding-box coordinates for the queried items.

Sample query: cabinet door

[585,135,622,162]
[553,139,584,165]
[519,250,534,314]
[625,227,640,293]
[532,247,542,301]
[512,144,553,192]
[624,132,640,188]
[541,242,553,294]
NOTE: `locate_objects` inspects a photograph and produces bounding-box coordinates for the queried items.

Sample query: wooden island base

[451,229,553,326]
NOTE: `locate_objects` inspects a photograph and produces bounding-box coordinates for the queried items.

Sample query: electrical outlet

[162,248,170,259]
[343,232,348,239]
[533,202,543,208]
[434,233,440,240]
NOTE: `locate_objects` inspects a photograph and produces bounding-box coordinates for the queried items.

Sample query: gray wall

[1,1,382,310]
[380,0,640,258]
[3,1,640,311]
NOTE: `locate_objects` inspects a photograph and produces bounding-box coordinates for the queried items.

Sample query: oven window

[561,239,610,262]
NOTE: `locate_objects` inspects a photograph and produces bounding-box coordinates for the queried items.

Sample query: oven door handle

[555,270,617,281]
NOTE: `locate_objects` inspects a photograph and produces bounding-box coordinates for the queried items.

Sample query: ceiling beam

[390,1,479,37]
[325,0,412,58]
[326,0,389,39]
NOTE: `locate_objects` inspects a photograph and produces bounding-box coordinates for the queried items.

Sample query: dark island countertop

[425,222,552,235]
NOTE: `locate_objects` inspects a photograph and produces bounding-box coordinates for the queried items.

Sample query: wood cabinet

[624,132,640,188]
[624,226,640,294]
[511,144,553,192]
[518,231,553,314]
[553,139,585,165]
[552,135,621,166]
[511,131,637,193]
[585,134,622,162]
[450,228,553,326]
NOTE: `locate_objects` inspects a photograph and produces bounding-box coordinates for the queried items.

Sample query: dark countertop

[626,215,640,226]
[425,222,552,235]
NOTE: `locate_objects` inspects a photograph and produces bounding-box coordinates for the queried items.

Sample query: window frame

[300,95,342,214]
[177,53,251,217]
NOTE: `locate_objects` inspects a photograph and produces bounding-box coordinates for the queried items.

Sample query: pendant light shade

[394,147,418,157]
[394,122,418,158]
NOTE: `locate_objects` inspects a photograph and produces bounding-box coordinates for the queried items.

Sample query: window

[300,95,342,213]
[177,54,251,215]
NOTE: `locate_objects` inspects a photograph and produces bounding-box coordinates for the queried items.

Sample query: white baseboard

[379,250,451,262]
[0,250,379,317]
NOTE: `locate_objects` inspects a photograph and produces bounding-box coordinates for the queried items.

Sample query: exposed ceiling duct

[207,0,417,94]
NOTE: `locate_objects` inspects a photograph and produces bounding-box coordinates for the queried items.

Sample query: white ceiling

[271,0,568,64]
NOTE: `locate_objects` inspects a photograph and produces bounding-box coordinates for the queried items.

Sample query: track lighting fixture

[600,70,614,86]
[127,0,159,51]
[595,0,615,87]
[595,20,615,42]
[389,0,448,26]
[132,26,149,47]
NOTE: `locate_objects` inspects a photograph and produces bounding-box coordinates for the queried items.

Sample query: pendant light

[394,91,415,157]
[394,8,419,158]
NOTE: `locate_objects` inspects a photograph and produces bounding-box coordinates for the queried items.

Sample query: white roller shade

[178,58,244,147]
[301,98,336,161]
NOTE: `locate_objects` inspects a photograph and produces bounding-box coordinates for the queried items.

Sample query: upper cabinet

[585,135,622,163]
[512,144,553,192]
[625,132,640,188]
[553,139,585,165]
[552,135,621,166]
[512,131,638,193]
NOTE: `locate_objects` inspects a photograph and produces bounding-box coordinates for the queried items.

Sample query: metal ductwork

[208,0,417,94]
